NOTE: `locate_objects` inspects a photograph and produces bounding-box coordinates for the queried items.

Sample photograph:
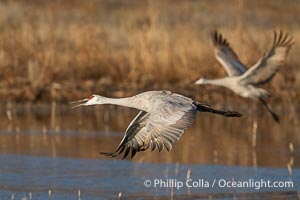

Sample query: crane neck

[95,95,145,111]
[202,78,228,86]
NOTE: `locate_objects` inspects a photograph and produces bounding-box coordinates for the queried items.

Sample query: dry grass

[0,0,299,103]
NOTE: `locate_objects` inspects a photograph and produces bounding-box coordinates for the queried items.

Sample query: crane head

[194,77,205,85]
[70,95,98,108]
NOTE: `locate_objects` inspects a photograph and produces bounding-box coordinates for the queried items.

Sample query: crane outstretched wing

[101,107,197,159]
[238,31,293,86]
[212,31,247,76]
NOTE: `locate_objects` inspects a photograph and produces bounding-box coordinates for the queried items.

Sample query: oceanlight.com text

[143,178,294,190]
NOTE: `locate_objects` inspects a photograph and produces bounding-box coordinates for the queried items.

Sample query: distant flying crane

[72,90,242,159]
[194,31,294,122]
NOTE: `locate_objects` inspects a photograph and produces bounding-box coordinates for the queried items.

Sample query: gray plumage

[212,31,247,76]
[72,90,241,159]
[195,30,294,122]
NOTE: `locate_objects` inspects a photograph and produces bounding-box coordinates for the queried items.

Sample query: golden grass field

[0,0,299,104]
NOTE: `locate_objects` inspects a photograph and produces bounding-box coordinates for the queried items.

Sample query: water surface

[0,104,299,199]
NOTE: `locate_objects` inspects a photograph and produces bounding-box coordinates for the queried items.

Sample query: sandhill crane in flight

[194,31,294,122]
[72,90,242,159]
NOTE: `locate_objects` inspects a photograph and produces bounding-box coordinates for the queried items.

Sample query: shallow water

[0,154,299,200]
[0,104,299,199]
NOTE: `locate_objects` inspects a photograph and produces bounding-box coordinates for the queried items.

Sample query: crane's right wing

[238,31,294,86]
[212,31,247,76]
[101,106,196,159]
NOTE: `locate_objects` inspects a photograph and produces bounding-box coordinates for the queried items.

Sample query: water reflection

[0,103,300,199]
[0,103,299,167]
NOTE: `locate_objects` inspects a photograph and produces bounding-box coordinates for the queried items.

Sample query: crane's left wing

[238,31,293,86]
[101,106,196,159]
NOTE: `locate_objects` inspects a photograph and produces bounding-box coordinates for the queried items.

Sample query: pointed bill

[70,98,89,108]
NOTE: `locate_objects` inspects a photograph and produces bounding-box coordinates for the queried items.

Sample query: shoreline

[0,81,298,105]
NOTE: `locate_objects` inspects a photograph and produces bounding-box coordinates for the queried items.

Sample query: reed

[48,189,51,200]
[118,192,122,200]
[77,190,81,200]
[288,142,294,176]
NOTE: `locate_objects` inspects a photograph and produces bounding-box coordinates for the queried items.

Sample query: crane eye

[88,95,94,99]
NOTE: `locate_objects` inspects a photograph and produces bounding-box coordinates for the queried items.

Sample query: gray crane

[72,90,241,159]
[194,31,294,122]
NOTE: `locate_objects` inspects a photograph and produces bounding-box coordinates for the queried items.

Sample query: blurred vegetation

[0,0,299,104]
